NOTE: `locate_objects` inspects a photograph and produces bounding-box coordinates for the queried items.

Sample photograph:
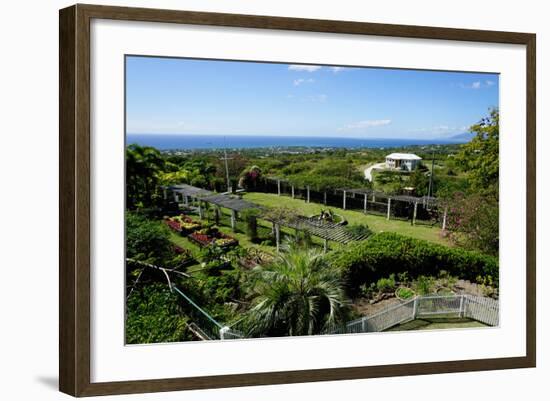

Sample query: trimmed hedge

[329,232,498,297]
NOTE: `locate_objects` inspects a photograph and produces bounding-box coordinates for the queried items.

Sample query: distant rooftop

[386,153,422,160]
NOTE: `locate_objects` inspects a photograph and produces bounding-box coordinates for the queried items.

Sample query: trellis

[264,176,313,203]
[266,214,371,252]
[339,187,443,226]
[166,184,261,230]
[260,178,444,227]
[201,193,263,230]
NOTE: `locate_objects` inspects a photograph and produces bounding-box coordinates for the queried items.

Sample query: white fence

[218,294,498,340]
[331,294,498,335]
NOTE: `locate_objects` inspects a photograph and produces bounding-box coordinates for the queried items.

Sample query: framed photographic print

[59,4,536,397]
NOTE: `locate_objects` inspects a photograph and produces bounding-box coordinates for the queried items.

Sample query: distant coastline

[126,133,469,151]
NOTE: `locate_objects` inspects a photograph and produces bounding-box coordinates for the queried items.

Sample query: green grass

[242,192,450,246]
[168,231,201,254]
[386,317,488,331]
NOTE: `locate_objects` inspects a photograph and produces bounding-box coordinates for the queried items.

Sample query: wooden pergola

[266,214,371,252]
[201,193,262,230]
[262,178,445,227]
[265,176,313,203]
[338,187,443,226]
[165,184,261,230]
[167,184,213,202]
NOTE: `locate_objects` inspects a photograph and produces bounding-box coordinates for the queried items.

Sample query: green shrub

[345,224,373,238]
[414,275,436,295]
[328,232,498,297]
[240,208,262,241]
[376,274,396,293]
[126,283,191,344]
[126,212,173,263]
[396,287,415,300]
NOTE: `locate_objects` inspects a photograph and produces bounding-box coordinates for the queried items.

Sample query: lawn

[242,192,450,246]
[386,317,488,331]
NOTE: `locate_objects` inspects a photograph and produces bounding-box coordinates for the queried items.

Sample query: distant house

[385,153,422,171]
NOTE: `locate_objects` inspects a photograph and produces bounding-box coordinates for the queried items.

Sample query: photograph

[124,55,500,344]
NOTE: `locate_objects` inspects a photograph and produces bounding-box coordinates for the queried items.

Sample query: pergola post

[173,192,179,203]
[323,191,327,205]
[413,202,418,225]
[386,197,391,220]
[442,207,448,230]
[184,195,189,206]
[363,193,368,214]
[230,210,237,232]
[163,188,167,200]
[306,186,310,203]
[214,206,221,225]
[372,193,376,202]
[291,185,295,199]
[198,201,204,220]
[275,223,281,253]
[342,190,347,210]
[277,179,281,196]
[323,238,328,253]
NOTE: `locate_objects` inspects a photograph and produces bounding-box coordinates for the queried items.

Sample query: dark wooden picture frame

[59,3,536,397]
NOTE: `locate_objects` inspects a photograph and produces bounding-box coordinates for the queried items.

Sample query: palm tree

[126,144,165,209]
[244,243,349,337]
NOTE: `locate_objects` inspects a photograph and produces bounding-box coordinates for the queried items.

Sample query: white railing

[218,294,499,340]
[331,294,498,335]
[219,326,245,340]
[463,294,499,326]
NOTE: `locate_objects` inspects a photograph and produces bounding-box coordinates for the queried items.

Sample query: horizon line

[126,132,469,141]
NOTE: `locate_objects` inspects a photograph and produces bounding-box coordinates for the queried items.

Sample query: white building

[385,153,422,171]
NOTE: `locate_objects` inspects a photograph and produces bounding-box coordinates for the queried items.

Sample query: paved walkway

[364,162,386,181]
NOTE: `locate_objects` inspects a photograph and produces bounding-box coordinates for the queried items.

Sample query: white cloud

[339,119,391,130]
[460,80,496,89]
[288,64,322,72]
[409,124,469,136]
[329,67,347,73]
[293,78,314,86]
[308,94,328,102]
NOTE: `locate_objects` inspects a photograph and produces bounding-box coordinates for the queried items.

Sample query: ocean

[126,134,464,151]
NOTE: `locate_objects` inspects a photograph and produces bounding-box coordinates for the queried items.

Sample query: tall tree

[455,108,499,200]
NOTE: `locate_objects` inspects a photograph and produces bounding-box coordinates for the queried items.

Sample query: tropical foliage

[126,283,191,344]
[244,244,349,337]
[455,108,499,199]
[126,212,173,264]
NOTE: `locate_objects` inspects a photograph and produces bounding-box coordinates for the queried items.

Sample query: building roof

[386,153,422,160]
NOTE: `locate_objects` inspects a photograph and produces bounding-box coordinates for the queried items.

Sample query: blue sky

[126,56,499,139]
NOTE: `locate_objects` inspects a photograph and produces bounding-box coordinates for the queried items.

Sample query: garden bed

[164,214,202,235]
[188,227,239,249]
